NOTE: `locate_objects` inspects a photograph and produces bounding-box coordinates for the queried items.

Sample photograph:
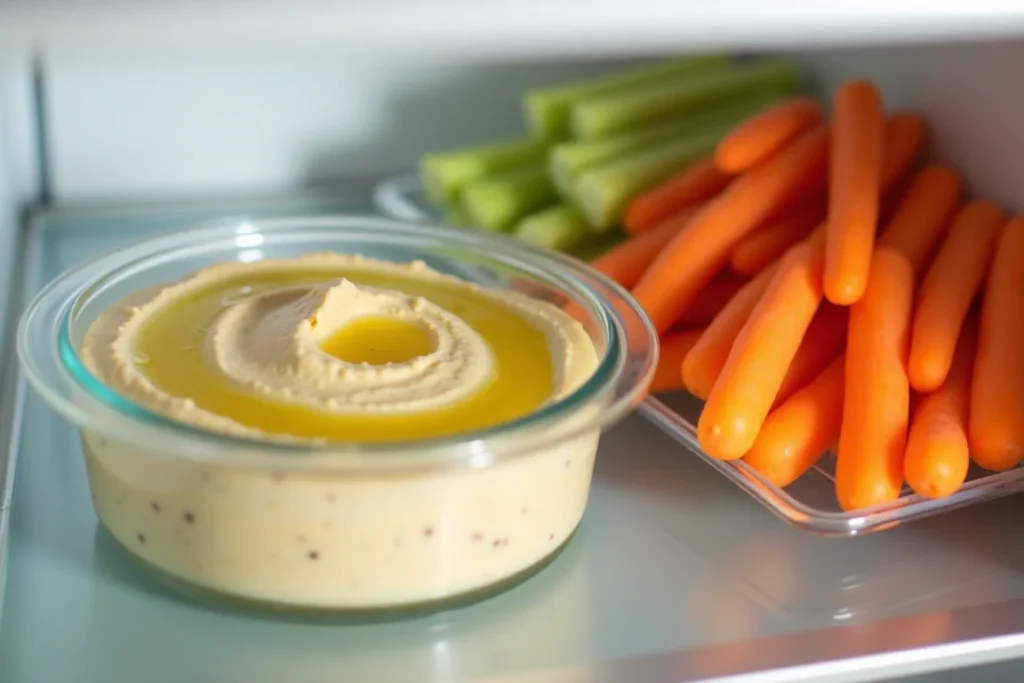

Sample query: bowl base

[97,522,579,621]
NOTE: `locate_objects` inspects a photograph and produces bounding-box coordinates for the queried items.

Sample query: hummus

[82,254,596,443]
[76,253,603,609]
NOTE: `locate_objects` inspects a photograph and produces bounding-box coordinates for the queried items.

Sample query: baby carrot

[876,114,929,228]
[682,226,827,399]
[970,217,1024,471]
[908,201,1005,392]
[697,240,825,460]
[824,80,884,306]
[880,112,927,189]
[878,179,909,228]
[905,319,977,499]
[633,124,829,334]
[682,263,778,400]
[590,203,704,288]
[744,355,845,488]
[714,96,823,173]
[675,273,748,327]
[728,198,825,276]
[877,164,961,275]
[623,156,732,234]
[835,247,914,511]
[774,302,848,408]
[650,329,704,393]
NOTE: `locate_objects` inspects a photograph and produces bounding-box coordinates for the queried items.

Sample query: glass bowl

[17,215,657,612]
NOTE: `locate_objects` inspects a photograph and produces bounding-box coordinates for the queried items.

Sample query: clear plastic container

[373,172,1024,536]
[16,215,657,611]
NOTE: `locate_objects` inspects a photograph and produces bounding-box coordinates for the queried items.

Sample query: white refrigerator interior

[2,13,1024,683]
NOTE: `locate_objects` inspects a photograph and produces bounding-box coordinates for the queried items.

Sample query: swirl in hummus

[81,253,599,443]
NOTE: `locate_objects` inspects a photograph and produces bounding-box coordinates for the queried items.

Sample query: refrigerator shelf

[3,2,1023,58]
[4,194,1024,683]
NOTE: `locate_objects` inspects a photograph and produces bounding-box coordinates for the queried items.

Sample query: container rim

[17,214,658,474]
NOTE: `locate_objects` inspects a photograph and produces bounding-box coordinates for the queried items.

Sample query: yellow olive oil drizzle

[320,316,435,366]
[133,268,555,442]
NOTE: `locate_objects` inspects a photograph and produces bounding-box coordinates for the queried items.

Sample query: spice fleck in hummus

[78,253,601,608]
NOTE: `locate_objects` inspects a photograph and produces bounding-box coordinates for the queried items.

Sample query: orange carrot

[877,165,961,275]
[970,217,1024,471]
[590,204,704,289]
[824,80,884,306]
[714,96,824,173]
[799,226,827,257]
[744,355,845,488]
[683,227,825,399]
[682,264,778,400]
[881,112,927,189]
[877,114,929,228]
[697,240,825,460]
[905,318,977,499]
[650,329,704,393]
[909,201,1005,392]
[835,247,914,511]
[674,273,748,327]
[774,302,848,408]
[634,124,829,334]
[729,198,825,276]
[623,157,733,234]
[878,179,909,228]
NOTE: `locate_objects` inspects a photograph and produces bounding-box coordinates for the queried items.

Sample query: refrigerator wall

[29,40,1024,210]
[0,52,38,356]
[38,51,631,201]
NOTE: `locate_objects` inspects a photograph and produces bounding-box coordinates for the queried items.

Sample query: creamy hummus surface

[77,253,603,608]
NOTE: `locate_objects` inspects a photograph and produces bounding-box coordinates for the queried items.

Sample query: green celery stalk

[524,55,731,141]
[459,163,558,233]
[548,91,785,196]
[513,204,590,252]
[573,122,736,231]
[420,137,548,205]
[571,58,801,139]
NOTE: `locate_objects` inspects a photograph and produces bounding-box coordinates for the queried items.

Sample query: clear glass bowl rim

[17,214,658,474]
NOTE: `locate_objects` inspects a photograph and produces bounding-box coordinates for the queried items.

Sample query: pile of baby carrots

[591,81,1024,511]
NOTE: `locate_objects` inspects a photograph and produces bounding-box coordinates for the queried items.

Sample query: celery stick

[549,91,784,195]
[574,123,733,231]
[420,137,549,205]
[571,59,801,139]
[524,55,731,140]
[513,204,590,252]
[570,230,627,262]
[459,164,558,233]
[550,120,697,195]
